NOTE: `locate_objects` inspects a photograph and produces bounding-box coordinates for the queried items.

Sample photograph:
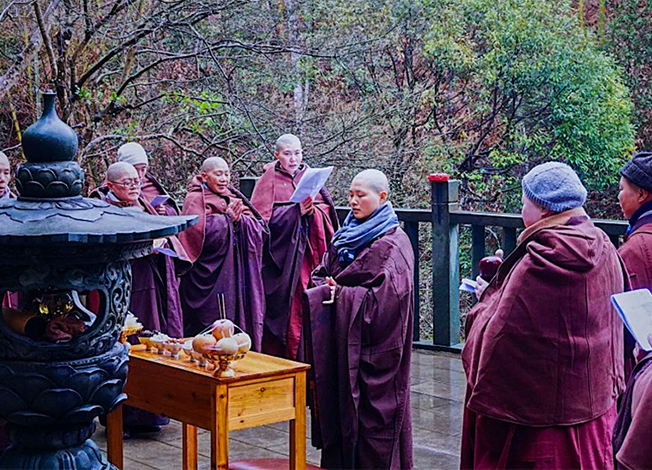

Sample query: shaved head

[201,157,229,173]
[107,162,138,181]
[0,151,10,193]
[352,169,389,195]
[275,134,301,152]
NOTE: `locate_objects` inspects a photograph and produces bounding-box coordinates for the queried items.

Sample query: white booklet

[289,166,334,203]
[611,288,652,351]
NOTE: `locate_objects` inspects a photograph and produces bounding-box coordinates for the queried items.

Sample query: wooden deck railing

[240,176,629,353]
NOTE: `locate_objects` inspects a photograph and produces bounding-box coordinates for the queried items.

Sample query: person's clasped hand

[226,199,245,223]
[300,196,315,216]
[474,275,489,298]
[634,333,652,363]
[323,276,337,304]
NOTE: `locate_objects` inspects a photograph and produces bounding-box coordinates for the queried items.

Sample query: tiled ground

[93,350,465,469]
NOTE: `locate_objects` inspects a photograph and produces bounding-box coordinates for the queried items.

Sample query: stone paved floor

[93,350,465,469]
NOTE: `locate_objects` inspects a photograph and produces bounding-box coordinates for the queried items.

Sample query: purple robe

[251,162,338,358]
[179,178,267,350]
[303,227,414,469]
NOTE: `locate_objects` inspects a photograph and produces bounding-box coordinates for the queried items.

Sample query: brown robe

[140,172,180,216]
[462,208,626,469]
[613,352,652,469]
[179,176,267,349]
[303,227,414,470]
[251,162,338,359]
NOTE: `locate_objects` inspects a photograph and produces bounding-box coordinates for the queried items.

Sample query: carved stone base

[0,439,115,470]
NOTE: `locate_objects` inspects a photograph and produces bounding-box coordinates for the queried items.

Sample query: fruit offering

[192,334,217,354]
[211,319,235,340]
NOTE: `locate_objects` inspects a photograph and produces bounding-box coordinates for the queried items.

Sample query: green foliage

[603,0,652,148]
[418,0,634,198]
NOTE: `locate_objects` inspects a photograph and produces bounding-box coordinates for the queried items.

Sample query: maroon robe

[179,176,267,350]
[462,208,626,469]
[613,352,652,469]
[251,162,338,359]
[90,186,188,430]
[303,227,414,469]
[140,172,180,216]
[89,186,186,337]
[618,212,652,379]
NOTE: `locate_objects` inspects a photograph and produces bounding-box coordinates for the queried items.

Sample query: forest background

[1,0,647,339]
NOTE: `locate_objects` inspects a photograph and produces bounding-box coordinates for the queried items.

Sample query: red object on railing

[428,173,450,182]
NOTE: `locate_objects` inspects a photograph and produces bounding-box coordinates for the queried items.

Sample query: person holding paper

[117,142,180,216]
[91,162,188,436]
[251,134,338,359]
[618,151,652,289]
[613,333,652,469]
[178,157,266,349]
[616,151,652,377]
[303,169,414,469]
[463,162,627,469]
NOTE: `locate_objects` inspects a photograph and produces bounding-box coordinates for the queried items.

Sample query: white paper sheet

[459,278,477,293]
[611,288,652,351]
[289,167,334,203]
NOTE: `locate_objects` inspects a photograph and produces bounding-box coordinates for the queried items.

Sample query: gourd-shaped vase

[21,91,78,163]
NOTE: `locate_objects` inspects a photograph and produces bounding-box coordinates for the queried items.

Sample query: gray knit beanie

[117,142,148,166]
[522,162,587,212]
[620,151,652,193]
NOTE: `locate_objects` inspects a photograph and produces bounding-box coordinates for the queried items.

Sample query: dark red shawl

[463,209,626,426]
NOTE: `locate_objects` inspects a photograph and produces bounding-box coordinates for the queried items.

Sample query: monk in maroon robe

[91,162,189,435]
[251,134,338,359]
[613,345,652,469]
[463,162,626,469]
[90,162,187,338]
[179,157,266,350]
[118,142,180,216]
[304,170,413,469]
[0,151,14,452]
[617,152,652,377]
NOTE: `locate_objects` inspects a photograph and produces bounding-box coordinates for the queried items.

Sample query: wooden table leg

[106,405,124,470]
[212,384,229,470]
[183,423,198,470]
[289,372,307,470]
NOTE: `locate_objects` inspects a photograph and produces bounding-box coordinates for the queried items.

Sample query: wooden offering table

[106,345,310,470]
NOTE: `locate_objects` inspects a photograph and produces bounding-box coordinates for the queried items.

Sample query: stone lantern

[0,92,196,469]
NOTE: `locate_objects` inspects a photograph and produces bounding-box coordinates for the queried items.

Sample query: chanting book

[289,166,334,203]
[611,288,652,352]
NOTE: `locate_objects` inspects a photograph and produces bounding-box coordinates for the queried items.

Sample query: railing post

[471,224,485,279]
[239,176,258,199]
[502,227,517,256]
[429,174,460,347]
[404,221,421,343]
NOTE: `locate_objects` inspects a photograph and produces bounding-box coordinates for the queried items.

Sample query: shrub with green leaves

[416,0,634,209]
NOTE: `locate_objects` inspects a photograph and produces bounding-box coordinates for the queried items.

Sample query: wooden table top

[128,344,310,383]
